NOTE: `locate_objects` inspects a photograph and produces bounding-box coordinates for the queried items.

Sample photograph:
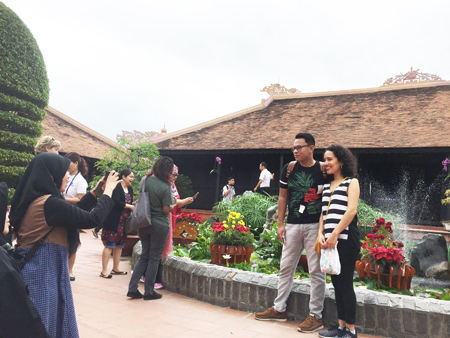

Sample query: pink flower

[216,157,222,164]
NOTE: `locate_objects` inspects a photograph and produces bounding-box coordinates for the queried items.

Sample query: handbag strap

[20,227,54,267]
[325,177,349,219]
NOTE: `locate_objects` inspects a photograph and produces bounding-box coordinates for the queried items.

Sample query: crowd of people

[0,132,361,338]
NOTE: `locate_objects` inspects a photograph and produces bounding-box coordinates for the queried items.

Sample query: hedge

[0,2,49,108]
[0,111,42,138]
[0,148,33,167]
[0,130,35,153]
[0,3,49,186]
[0,92,45,121]
[0,164,25,184]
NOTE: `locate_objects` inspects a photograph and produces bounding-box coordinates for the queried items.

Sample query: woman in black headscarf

[10,153,120,338]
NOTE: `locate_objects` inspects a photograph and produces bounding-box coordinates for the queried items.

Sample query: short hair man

[222,177,235,201]
[254,162,273,194]
[255,133,326,333]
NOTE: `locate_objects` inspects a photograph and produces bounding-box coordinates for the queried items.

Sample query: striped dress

[322,178,358,244]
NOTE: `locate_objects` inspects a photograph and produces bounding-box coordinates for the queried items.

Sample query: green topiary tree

[0,2,49,187]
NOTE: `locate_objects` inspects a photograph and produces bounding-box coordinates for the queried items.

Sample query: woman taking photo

[10,152,120,338]
[127,156,174,300]
[318,144,360,338]
[64,152,88,281]
[100,168,134,278]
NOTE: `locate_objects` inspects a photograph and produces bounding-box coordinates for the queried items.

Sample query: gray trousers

[128,222,169,296]
[273,222,326,318]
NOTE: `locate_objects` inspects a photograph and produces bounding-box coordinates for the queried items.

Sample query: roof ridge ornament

[383,67,444,86]
[260,83,301,95]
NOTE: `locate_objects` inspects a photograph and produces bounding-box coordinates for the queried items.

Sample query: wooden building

[155,78,450,225]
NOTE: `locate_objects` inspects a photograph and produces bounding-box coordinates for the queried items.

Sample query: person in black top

[317,144,360,338]
[255,133,327,333]
[100,169,134,278]
[9,153,120,338]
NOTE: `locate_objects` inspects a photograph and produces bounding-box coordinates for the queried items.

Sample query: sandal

[111,270,128,275]
[100,272,112,278]
[70,275,76,281]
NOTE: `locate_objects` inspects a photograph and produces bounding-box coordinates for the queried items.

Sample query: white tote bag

[320,244,341,275]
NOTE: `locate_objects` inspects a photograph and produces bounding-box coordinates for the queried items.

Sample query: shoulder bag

[129,177,151,232]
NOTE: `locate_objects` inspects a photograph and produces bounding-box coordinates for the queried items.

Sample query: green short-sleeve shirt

[145,176,174,227]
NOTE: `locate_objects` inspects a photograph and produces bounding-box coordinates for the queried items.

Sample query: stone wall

[162,255,450,338]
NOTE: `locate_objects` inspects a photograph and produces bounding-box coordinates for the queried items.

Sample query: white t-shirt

[259,169,271,188]
[222,185,235,201]
[64,173,88,199]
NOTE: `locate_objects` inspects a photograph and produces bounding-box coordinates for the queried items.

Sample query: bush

[0,3,48,185]
[215,192,278,238]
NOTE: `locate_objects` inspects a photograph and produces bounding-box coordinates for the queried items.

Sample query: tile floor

[72,231,380,338]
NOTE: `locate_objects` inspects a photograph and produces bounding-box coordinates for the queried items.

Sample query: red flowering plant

[211,211,254,247]
[175,212,204,226]
[361,218,405,269]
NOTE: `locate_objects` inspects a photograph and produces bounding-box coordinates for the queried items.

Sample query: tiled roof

[156,82,450,150]
[42,106,121,159]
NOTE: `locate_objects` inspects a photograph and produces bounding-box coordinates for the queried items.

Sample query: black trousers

[330,239,359,325]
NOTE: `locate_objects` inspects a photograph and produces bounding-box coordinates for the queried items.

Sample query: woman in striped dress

[318,144,360,338]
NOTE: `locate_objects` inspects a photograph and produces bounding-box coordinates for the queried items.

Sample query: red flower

[376,218,385,225]
[366,233,375,239]
[386,221,392,226]
[212,222,225,232]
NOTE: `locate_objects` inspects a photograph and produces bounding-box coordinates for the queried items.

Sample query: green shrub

[0,3,49,108]
[0,3,49,186]
[215,193,278,238]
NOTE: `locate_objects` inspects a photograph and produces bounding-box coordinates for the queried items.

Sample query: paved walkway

[72,231,380,338]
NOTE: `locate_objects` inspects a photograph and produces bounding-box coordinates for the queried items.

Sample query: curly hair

[325,144,357,178]
[152,156,174,183]
[35,136,61,155]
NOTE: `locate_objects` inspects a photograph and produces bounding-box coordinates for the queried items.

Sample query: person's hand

[103,171,121,197]
[277,223,286,243]
[318,233,327,249]
[253,187,257,192]
[128,204,135,211]
[325,232,338,248]
[186,197,194,204]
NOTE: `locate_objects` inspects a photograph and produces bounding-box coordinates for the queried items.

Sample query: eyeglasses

[291,145,310,152]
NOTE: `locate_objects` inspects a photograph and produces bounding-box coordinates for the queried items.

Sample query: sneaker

[341,328,357,338]
[143,292,162,300]
[126,290,144,299]
[154,283,164,290]
[139,276,145,283]
[319,324,345,338]
[92,228,98,238]
[297,314,324,333]
[254,307,287,322]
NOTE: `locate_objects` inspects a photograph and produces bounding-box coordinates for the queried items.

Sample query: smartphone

[104,170,111,180]
[193,192,199,199]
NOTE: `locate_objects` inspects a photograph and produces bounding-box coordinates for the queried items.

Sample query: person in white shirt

[222,177,236,201]
[64,152,88,281]
[254,162,274,195]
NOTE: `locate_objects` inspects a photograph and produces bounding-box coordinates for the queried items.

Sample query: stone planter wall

[162,255,450,338]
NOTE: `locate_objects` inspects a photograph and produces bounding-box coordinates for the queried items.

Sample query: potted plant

[209,211,254,266]
[173,212,204,246]
[360,217,405,274]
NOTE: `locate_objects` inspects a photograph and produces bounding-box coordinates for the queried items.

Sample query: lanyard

[65,172,79,195]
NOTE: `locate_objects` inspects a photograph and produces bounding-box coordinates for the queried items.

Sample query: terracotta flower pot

[210,244,218,264]
[209,244,254,266]
[245,246,253,264]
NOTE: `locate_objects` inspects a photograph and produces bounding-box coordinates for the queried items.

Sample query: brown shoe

[254,307,287,322]
[298,314,324,332]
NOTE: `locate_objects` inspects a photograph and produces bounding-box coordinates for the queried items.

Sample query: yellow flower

[232,225,235,228]
[227,210,230,212]
[236,213,240,218]
[232,221,236,224]
[223,224,228,228]
[241,215,244,218]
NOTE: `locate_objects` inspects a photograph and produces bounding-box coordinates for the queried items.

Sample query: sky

[5,0,450,142]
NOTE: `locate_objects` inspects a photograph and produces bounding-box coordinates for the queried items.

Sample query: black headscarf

[0,182,8,246]
[10,153,70,233]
